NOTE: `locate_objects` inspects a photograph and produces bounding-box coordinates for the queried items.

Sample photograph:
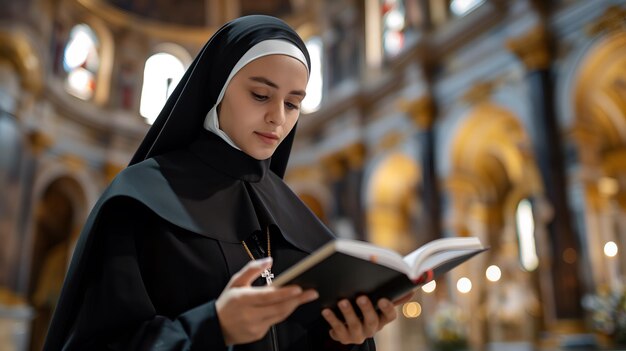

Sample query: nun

[44,15,407,350]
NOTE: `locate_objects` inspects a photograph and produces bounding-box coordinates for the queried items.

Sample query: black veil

[129,15,311,178]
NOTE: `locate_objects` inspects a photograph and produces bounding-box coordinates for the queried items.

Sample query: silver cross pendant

[261,268,274,285]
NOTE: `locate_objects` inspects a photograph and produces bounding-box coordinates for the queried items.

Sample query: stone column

[321,153,352,237]
[344,143,367,240]
[507,26,584,321]
[404,96,441,242]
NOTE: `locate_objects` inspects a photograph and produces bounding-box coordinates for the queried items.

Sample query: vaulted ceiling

[102,0,294,27]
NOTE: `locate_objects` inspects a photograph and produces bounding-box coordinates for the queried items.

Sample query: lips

[255,131,280,144]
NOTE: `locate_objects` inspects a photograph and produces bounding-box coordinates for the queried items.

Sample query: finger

[245,286,316,307]
[237,285,303,306]
[322,308,348,340]
[338,299,363,336]
[377,298,397,325]
[259,289,319,325]
[229,258,273,288]
[356,296,379,336]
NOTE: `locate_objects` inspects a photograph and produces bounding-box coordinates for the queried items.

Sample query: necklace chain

[242,227,273,285]
[242,227,271,260]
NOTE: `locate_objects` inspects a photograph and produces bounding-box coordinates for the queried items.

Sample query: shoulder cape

[44,136,334,350]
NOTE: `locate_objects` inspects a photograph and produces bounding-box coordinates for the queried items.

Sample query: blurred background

[1,0,626,350]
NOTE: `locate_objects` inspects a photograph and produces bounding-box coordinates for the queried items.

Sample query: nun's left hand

[321,292,413,345]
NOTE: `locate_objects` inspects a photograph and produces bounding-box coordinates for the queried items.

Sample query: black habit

[44,15,376,350]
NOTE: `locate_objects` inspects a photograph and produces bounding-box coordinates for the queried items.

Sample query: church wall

[1,0,626,350]
[292,1,626,350]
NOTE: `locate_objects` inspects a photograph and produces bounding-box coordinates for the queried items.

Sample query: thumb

[229,257,273,288]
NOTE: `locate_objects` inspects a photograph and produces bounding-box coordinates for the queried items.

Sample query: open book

[273,237,487,308]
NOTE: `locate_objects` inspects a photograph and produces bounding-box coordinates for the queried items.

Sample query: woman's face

[218,54,308,160]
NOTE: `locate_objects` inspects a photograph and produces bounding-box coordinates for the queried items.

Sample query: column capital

[374,131,405,154]
[506,25,551,70]
[462,80,496,105]
[321,153,347,181]
[103,161,124,182]
[27,130,54,155]
[399,96,435,130]
[587,5,626,36]
[343,143,366,170]
[60,154,87,172]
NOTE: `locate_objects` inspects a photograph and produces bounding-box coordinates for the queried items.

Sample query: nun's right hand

[216,258,319,346]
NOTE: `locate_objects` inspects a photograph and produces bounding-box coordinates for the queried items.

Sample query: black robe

[44,131,376,350]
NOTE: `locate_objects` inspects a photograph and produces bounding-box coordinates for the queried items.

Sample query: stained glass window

[382,0,407,57]
[63,24,100,100]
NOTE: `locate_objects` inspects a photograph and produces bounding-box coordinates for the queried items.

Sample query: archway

[572,29,626,292]
[446,102,542,347]
[28,176,85,351]
[364,151,422,350]
[366,152,421,253]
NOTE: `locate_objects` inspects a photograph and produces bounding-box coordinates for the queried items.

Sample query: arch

[16,160,98,292]
[0,29,43,94]
[139,50,186,123]
[365,152,421,253]
[446,103,543,347]
[447,103,536,203]
[152,42,193,67]
[572,29,626,213]
[26,175,87,350]
[74,0,216,45]
[445,102,542,248]
[573,30,626,153]
[31,160,99,222]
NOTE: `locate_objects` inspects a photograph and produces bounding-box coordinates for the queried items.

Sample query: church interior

[1,0,626,350]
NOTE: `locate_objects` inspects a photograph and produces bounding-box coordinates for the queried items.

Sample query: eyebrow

[249,76,306,97]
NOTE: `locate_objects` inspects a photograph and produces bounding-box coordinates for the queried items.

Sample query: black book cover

[276,248,485,310]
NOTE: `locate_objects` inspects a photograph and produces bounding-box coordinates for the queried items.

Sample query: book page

[335,239,410,274]
[402,237,484,277]
[414,249,481,278]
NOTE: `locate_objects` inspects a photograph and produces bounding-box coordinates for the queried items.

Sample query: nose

[266,101,286,126]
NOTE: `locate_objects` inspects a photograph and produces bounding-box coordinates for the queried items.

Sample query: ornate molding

[26,130,54,155]
[586,5,626,36]
[461,80,496,105]
[321,142,367,177]
[374,131,406,154]
[506,26,551,70]
[0,30,43,94]
[399,96,435,130]
[321,154,347,181]
[60,154,87,172]
[74,0,318,44]
[103,161,124,182]
[343,143,366,170]
[75,0,217,44]
[601,148,626,179]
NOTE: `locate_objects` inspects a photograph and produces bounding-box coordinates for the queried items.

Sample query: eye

[251,92,268,101]
[285,101,300,111]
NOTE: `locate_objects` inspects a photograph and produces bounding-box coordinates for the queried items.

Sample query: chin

[246,150,274,160]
